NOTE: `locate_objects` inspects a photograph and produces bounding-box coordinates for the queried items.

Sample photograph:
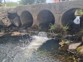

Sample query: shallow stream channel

[0,32,61,62]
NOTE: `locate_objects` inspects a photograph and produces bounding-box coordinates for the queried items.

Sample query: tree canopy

[19,0,46,5]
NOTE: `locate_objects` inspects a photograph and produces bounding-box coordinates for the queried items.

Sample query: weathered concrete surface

[12,0,83,27]
[0,0,83,31]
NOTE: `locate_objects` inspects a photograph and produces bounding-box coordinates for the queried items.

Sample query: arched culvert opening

[37,10,55,31]
[61,8,83,34]
[20,11,33,28]
[8,13,21,27]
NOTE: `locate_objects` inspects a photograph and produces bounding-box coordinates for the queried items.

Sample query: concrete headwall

[10,0,82,26]
[1,0,83,30]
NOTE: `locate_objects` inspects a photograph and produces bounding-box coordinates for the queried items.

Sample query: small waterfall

[24,32,49,50]
[1,32,60,62]
[27,36,48,50]
[14,32,50,59]
[24,32,49,51]
[73,16,80,24]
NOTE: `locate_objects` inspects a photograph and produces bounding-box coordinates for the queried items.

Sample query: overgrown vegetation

[0,2,19,7]
[49,24,69,35]
[4,2,18,7]
[75,9,83,16]
[48,22,83,62]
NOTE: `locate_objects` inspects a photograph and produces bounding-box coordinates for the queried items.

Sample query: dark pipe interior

[80,15,83,28]
[20,11,33,28]
[8,13,21,27]
[8,13,18,20]
[0,23,4,29]
[37,10,55,31]
[62,8,83,34]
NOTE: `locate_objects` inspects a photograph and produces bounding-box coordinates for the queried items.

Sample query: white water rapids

[0,32,60,62]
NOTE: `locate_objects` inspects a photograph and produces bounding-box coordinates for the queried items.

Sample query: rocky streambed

[0,35,61,62]
[0,31,83,62]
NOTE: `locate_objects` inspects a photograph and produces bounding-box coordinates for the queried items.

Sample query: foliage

[79,9,83,15]
[62,25,69,32]
[35,0,46,3]
[49,24,56,32]
[75,9,83,16]
[57,52,78,62]
[49,24,63,33]
[19,0,35,5]
[4,2,18,7]
[61,25,69,35]
[49,24,69,35]
[0,2,18,7]
[19,0,46,5]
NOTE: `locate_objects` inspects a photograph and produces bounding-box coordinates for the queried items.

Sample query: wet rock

[39,38,60,53]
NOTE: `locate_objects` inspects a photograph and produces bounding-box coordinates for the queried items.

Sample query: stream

[0,32,61,62]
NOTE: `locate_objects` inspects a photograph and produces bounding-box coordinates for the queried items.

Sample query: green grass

[6,2,18,7]
[2,2,19,7]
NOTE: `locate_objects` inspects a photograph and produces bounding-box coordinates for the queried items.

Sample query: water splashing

[20,32,49,57]
[38,32,47,37]
[1,32,60,62]
[27,36,48,50]
[12,32,53,62]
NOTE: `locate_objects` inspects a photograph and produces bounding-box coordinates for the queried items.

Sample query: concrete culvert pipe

[20,11,33,28]
[8,13,21,27]
[61,8,83,34]
[37,10,55,31]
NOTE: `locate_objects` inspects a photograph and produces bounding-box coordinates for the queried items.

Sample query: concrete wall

[8,0,83,28]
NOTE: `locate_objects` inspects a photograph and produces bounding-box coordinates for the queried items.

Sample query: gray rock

[68,42,81,50]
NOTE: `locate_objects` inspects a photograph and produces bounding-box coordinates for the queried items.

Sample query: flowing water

[0,32,60,62]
